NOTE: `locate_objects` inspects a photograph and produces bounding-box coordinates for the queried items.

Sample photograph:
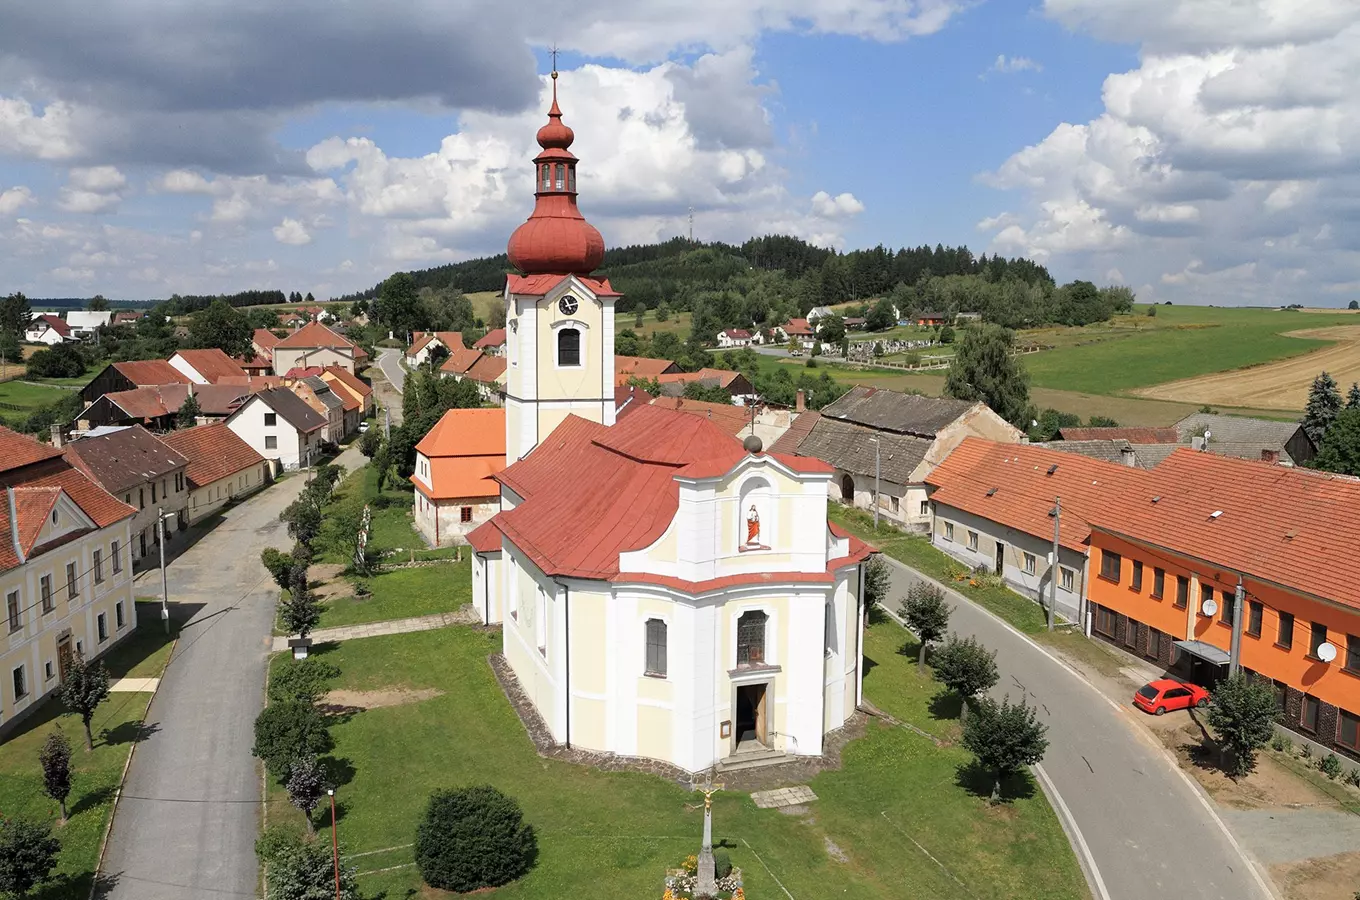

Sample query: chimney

[1261,448,1280,465]
[187,381,194,397]
[1120,445,1136,467]
[1191,435,1206,452]
[795,389,806,413]
[49,423,63,449]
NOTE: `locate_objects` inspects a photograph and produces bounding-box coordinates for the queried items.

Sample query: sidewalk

[271,607,479,651]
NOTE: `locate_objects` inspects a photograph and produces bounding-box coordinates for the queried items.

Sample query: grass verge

[319,561,472,629]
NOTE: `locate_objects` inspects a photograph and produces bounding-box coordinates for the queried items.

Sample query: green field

[264,624,1087,900]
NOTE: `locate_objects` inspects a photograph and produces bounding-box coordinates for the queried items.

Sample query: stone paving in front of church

[750,785,818,809]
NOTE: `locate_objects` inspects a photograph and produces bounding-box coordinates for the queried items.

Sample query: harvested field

[1135,327,1360,410]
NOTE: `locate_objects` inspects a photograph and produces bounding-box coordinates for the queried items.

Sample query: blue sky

[0,1,1356,306]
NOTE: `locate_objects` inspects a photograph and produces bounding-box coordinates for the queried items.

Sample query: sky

[1,0,1357,306]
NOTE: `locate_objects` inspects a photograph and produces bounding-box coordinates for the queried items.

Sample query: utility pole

[1049,497,1060,632]
[1229,576,1245,676]
[157,507,170,634]
[329,788,340,899]
[870,437,881,529]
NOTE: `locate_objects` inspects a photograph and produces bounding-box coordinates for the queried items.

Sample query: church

[468,71,874,774]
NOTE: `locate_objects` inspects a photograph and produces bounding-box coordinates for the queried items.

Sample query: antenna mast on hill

[688,207,694,243]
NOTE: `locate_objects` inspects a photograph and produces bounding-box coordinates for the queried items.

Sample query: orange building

[1086,449,1360,757]
[411,408,506,547]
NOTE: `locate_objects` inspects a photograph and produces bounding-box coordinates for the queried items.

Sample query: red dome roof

[506,72,605,277]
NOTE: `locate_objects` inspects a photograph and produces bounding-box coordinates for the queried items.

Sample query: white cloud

[0,98,80,160]
[272,218,312,245]
[55,165,129,214]
[67,166,126,193]
[0,187,34,215]
[978,3,1360,303]
[810,191,865,218]
[984,54,1043,77]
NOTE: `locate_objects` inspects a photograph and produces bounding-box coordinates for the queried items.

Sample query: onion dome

[507,71,605,276]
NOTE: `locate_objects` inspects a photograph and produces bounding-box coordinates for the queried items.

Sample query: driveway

[878,560,1273,900]
[99,444,365,900]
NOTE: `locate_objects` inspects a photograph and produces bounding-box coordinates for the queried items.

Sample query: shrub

[1320,753,1343,780]
[269,659,340,705]
[256,827,359,900]
[252,701,334,783]
[0,817,60,898]
[415,785,537,892]
[1346,767,1360,788]
[713,850,732,879]
[1301,742,1313,759]
[1270,734,1290,753]
[1206,672,1280,778]
[261,548,295,592]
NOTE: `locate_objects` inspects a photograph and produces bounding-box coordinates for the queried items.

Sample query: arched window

[736,610,767,666]
[541,165,551,190]
[557,327,581,367]
[645,619,667,676]
[554,163,565,190]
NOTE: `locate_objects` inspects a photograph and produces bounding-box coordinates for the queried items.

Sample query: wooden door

[755,685,767,745]
[57,636,72,681]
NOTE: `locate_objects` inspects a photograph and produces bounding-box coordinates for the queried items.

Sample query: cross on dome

[506,66,605,276]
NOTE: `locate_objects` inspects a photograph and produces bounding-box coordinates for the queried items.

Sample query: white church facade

[468,70,874,774]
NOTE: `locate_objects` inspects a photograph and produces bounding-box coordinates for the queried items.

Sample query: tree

[1303,371,1343,443]
[865,298,896,331]
[1206,672,1280,778]
[38,730,73,821]
[422,287,475,333]
[358,429,382,458]
[944,324,1032,426]
[26,344,86,379]
[901,582,951,671]
[375,272,424,338]
[1350,300,1359,310]
[248,307,280,330]
[0,330,21,369]
[269,658,340,705]
[189,299,253,358]
[280,497,323,548]
[817,314,846,345]
[350,299,368,319]
[0,818,60,898]
[58,652,110,751]
[1314,408,1360,475]
[681,381,734,404]
[655,301,671,322]
[177,392,201,429]
[0,292,32,340]
[286,756,327,833]
[87,295,110,311]
[415,785,538,893]
[938,324,955,344]
[962,695,1049,801]
[863,555,892,609]
[261,548,295,592]
[1348,383,1360,410]
[1086,415,1118,427]
[304,292,315,305]
[257,828,359,900]
[280,563,321,640]
[930,634,998,723]
[252,701,334,782]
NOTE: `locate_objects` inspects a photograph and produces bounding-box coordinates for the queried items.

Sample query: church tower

[502,69,618,464]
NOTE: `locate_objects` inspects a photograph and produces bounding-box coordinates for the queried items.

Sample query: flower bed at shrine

[663,853,745,899]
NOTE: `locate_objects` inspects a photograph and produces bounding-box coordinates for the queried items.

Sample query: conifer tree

[1303,371,1342,442]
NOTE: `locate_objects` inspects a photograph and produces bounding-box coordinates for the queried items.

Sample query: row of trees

[1304,371,1360,476]
[365,274,492,344]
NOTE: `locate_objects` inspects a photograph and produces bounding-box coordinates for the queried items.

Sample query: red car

[1133,679,1210,715]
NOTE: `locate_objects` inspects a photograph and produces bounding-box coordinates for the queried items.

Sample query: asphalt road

[376,347,407,397]
[99,444,364,900]
[879,560,1272,900]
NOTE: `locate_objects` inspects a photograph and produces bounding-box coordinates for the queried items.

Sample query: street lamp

[869,437,881,529]
[328,788,340,899]
[155,506,176,634]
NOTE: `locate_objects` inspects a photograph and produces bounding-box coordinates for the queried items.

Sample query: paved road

[100,444,364,900]
[376,348,407,396]
[880,560,1272,900]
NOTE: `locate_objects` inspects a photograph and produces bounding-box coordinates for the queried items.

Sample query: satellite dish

[1201,598,1219,617]
[1318,642,1338,663]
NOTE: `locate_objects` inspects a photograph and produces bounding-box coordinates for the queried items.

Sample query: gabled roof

[172,349,248,383]
[112,311,141,324]
[412,409,506,501]
[97,384,250,420]
[782,318,814,336]
[274,321,362,354]
[218,374,285,391]
[0,428,63,473]
[648,397,751,436]
[440,348,484,376]
[474,328,506,350]
[253,328,281,353]
[655,368,746,389]
[159,423,266,489]
[319,366,371,398]
[406,331,465,358]
[1088,450,1360,610]
[1057,426,1180,443]
[243,388,327,433]
[821,386,975,438]
[798,416,933,485]
[1033,439,1135,466]
[284,366,324,378]
[465,354,507,385]
[109,359,191,387]
[63,424,189,494]
[300,376,345,411]
[31,314,71,337]
[926,438,1155,552]
[719,329,752,339]
[614,355,679,384]
[1172,412,1309,448]
[768,410,821,456]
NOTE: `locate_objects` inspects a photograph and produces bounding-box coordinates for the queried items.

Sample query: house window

[40,576,52,614]
[1094,605,1117,637]
[1023,552,1036,575]
[1131,561,1143,592]
[1221,592,1235,626]
[1060,567,1075,592]
[151,482,156,503]
[1148,629,1163,660]
[111,540,122,574]
[12,665,27,700]
[1302,694,1320,733]
[1247,601,1263,638]
[460,506,473,523]
[1175,576,1189,609]
[6,590,19,633]
[890,496,900,514]
[1310,622,1329,660]
[93,550,103,584]
[1341,710,1360,752]
[116,601,125,629]
[557,328,581,367]
[1124,620,1139,650]
[943,522,954,542]
[645,619,667,677]
[264,413,277,426]
[736,610,768,666]
[139,488,145,509]
[967,531,978,551]
[1152,568,1165,599]
[265,436,278,450]
[919,500,929,517]
[1100,550,1121,582]
[97,613,108,643]
[45,661,54,681]
[1278,611,1294,650]
[1200,585,1213,614]
[66,562,78,600]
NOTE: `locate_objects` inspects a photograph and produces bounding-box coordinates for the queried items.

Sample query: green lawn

[264,624,1087,899]
[0,379,72,412]
[319,562,472,629]
[0,602,180,899]
[314,464,422,566]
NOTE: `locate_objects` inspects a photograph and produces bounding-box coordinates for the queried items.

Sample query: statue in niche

[746,504,761,547]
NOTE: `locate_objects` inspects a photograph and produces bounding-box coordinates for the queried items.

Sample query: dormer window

[557,328,581,367]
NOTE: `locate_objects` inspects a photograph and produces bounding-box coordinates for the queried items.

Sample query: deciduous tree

[39,730,73,821]
[901,583,951,671]
[0,818,60,898]
[58,653,110,751]
[87,295,110,311]
[944,324,1032,426]
[280,564,321,640]
[962,695,1049,801]
[863,555,892,609]
[864,298,896,331]
[189,299,253,359]
[286,756,327,833]
[930,634,998,723]
[261,548,295,592]
[375,272,424,338]
[1206,672,1280,778]
[252,701,334,782]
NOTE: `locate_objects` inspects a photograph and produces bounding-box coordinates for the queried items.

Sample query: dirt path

[1135,326,1360,410]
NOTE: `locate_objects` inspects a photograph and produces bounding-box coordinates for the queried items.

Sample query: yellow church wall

[535,298,604,403]
[569,589,608,696]
[637,672,673,705]
[571,696,607,749]
[538,406,573,444]
[636,704,673,761]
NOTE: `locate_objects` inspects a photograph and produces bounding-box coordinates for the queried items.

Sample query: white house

[806,306,835,323]
[716,328,754,348]
[25,315,73,346]
[65,311,113,338]
[168,349,247,385]
[225,387,327,472]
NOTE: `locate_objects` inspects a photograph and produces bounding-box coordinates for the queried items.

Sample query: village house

[24,314,73,346]
[413,408,505,546]
[613,355,681,385]
[716,328,754,348]
[80,360,190,406]
[61,425,189,565]
[466,79,875,774]
[771,386,1021,531]
[774,318,816,350]
[75,383,250,432]
[319,366,374,419]
[169,349,248,385]
[160,423,269,524]
[0,428,137,736]
[252,328,281,364]
[111,311,141,327]
[1172,411,1316,466]
[406,331,465,368]
[914,311,948,327]
[806,306,835,323]
[270,322,369,375]
[655,368,758,405]
[226,387,327,472]
[64,311,113,339]
[286,376,347,443]
[474,328,507,356]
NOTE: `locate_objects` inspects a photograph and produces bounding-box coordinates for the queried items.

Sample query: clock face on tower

[558,294,579,316]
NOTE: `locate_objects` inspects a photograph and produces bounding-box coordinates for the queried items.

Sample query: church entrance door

[734,683,768,751]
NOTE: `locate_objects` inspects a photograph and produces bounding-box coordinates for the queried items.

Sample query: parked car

[358,421,370,433]
[1133,678,1210,715]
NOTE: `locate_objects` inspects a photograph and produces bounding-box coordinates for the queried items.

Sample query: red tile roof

[614,355,679,385]
[720,329,752,339]
[768,410,820,456]
[320,366,371,398]
[100,384,249,419]
[1058,426,1181,443]
[218,374,285,391]
[35,314,72,337]
[416,408,506,459]
[111,359,191,387]
[473,328,506,350]
[782,318,814,336]
[253,328,281,353]
[274,321,363,354]
[440,348,484,376]
[467,519,501,553]
[926,438,1155,553]
[465,354,506,385]
[0,427,63,473]
[1089,449,1360,610]
[648,397,751,436]
[173,349,248,383]
[656,368,744,388]
[506,273,620,297]
[159,423,266,489]
[284,366,325,378]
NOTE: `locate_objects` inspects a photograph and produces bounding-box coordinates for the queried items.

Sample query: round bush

[415,785,537,892]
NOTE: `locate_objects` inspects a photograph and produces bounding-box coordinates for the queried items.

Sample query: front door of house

[995,542,1005,575]
[734,684,768,750]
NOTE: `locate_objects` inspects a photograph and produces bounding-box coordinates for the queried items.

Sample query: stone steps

[716,748,787,772]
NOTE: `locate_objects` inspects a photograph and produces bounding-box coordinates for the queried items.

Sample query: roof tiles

[159,423,266,489]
